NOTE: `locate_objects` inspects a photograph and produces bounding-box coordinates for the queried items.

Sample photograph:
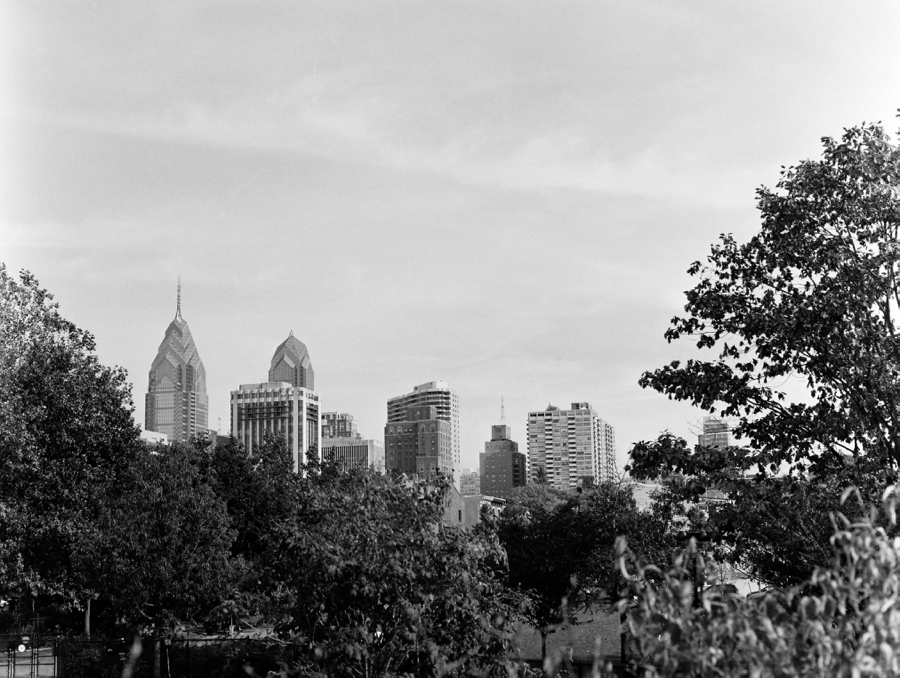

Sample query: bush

[617,486,900,676]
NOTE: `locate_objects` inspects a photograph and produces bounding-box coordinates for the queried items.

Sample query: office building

[145,282,208,443]
[230,333,320,472]
[322,412,360,439]
[387,381,460,478]
[698,416,731,449]
[526,402,616,490]
[460,469,480,496]
[321,437,385,472]
[269,331,314,390]
[480,424,526,499]
[231,381,320,472]
[385,405,453,478]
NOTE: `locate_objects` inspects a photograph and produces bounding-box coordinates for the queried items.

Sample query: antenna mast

[176,275,182,319]
[501,396,505,423]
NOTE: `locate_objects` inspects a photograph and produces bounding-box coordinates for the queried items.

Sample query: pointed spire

[175,276,182,320]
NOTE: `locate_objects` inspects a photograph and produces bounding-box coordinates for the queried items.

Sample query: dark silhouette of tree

[0,263,140,621]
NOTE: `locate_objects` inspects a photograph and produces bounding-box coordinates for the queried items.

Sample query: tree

[643,122,900,469]
[0,263,140,613]
[264,465,517,676]
[633,122,900,585]
[77,443,236,632]
[497,482,674,660]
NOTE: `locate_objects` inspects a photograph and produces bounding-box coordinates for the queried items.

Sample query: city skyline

[3,2,897,473]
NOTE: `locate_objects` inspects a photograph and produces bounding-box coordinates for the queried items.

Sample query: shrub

[617,486,900,676]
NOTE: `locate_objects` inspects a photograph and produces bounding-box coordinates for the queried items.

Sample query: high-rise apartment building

[698,416,731,449]
[230,333,320,472]
[145,283,208,443]
[322,412,360,439]
[387,381,460,478]
[480,424,526,499]
[269,331,314,390]
[526,402,616,490]
[384,405,453,478]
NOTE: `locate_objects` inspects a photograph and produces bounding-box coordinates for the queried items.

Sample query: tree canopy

[640,123,900,473]
[265,464,517,677]
[0,263,140,604]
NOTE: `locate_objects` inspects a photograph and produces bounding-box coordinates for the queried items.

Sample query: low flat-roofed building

[322,436,385,472]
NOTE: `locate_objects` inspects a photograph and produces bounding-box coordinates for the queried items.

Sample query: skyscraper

[269,331,314,390]
[480,424,526,499]
[230,333,320,472]
[145,282,208,443]
[384,405,453,477]
[698,416,731,449]
[526,402,616,490]
[387,381,460,478]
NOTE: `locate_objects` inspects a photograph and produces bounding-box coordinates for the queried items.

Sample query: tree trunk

[540,629,547,661]
[153,637,161,678]
[83,598,90,638]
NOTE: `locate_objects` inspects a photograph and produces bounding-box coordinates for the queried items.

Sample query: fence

[1,636,283,678]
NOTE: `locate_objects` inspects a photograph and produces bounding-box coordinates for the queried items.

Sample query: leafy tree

[265,464,517,676]
[633,122,900,586]
[76,443,236,632]
[197,433,297,563]
[0,263,139,613]
[497,482,674,660]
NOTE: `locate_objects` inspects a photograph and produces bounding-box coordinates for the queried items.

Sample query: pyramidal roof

[149,281,205,385]
[269,330,314,389]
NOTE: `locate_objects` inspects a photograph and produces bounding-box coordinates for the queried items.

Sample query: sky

[1,1,899,473]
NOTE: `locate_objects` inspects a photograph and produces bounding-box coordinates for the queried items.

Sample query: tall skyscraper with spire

[145,280,209,443]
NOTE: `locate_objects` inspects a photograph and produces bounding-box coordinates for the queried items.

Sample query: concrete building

[321,436,385,472]
[231,381,320,472]
[387,381,459,480]
[480,424,526,499]
[385,405,453,478]
[145,282,208,443]
[460,469,480,496]
[526,402,616,490]
[322,412,360,439]
[698,416,732,449]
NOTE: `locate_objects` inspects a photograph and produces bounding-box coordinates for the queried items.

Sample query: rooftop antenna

[501,396,505,423]
[175,275,182,320]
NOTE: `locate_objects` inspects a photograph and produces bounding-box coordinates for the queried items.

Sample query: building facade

[526,402,616,490]
[480,424,526,499]
[322,412,360,439]
[321,436,385,472]
[230,381,320,472]
[698,415,731,449]
[145,284,208,443]
[387,381,460,479]
[384,405,453,478]
[460,469,480,496]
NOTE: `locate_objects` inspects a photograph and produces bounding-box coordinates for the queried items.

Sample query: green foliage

[0,263,140,604]
[618,487,900,677]
[77,444,236,631]
[633,122,900,589]
[498,482,676,657]
[265,465,518,676]
[641,122,900,470]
